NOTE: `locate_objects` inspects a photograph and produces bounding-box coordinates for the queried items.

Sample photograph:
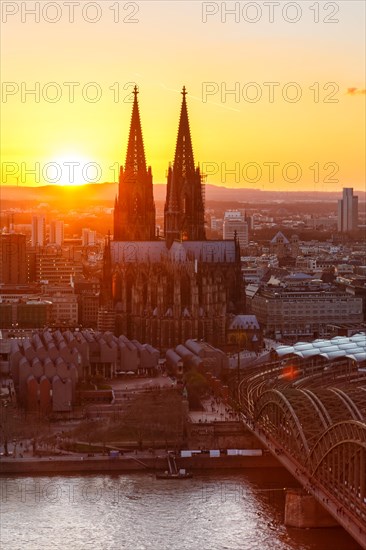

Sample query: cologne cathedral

[102,86,244,349]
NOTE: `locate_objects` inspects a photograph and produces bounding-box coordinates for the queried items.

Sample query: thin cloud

[346,87,366,95]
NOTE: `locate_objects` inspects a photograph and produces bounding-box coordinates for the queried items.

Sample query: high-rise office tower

[0,233,27,284]
[31,215,46,247]
[223,210,248,249]
[337,188,358,232]
[49,221,64,246]
[82,228,96,247]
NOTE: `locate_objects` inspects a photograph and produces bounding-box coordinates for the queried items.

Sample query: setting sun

[1,1,365,191]
[48,153,97,186]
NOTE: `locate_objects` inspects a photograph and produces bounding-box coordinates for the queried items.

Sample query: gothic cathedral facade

[103,86,244,349]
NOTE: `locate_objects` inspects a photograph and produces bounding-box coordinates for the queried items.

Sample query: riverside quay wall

[0,453,280,475]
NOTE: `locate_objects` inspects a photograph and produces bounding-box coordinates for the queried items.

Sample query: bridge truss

[236,356,366,548]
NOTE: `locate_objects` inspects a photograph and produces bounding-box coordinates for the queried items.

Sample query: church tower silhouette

[164,86,206,247]
[113,86,156,241]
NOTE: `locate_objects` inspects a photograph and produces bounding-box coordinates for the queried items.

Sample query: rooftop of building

[229,315,260,331]
[275,332,366,362]
[111,239,237,264]
[270,231,290,244]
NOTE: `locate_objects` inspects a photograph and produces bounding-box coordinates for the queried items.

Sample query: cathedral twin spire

[124,86,147,175]
[173,86,195,179]
[114,86,155,241]
[113,86,206,246]
[165,86,206,246]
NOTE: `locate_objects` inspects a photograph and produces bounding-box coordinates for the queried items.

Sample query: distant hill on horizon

[2,182,365,204]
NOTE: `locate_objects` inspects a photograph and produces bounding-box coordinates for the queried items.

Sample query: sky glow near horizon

[1,0,365,191]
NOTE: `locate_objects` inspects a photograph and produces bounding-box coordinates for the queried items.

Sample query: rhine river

[0,471,361,550]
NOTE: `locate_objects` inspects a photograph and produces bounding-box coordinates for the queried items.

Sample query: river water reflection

[0,470,362,550]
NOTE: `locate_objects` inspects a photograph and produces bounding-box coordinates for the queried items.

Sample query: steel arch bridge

[236,357,366,548]
[309,421,366,524]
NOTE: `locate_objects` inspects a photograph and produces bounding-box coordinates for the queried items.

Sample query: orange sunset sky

[1,0,365,191]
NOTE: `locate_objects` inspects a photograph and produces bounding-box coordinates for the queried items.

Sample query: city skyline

[1,1,365,191]
[1,4,366,549]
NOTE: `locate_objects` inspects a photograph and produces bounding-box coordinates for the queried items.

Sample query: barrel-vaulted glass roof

[275,333,366,362]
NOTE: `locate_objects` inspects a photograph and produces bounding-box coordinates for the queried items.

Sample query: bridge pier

[284,488,338,528]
